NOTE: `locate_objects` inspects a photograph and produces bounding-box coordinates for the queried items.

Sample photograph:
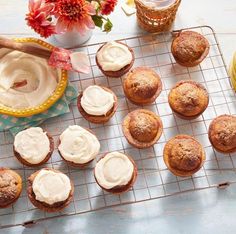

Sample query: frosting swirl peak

[58,125,100,164]
[96,41,132,71]
[32,169,71,205]
[81,85,114,116]
[95,152,134,189]
[14,127,50,164]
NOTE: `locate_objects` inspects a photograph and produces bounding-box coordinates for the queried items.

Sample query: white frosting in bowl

[58,125,100,164]
[94,152,134,189]
[0,49,58,109]
[96,41,132,71]
[81,85,114,116]
[14,127,50,164]
[32,169,71,205]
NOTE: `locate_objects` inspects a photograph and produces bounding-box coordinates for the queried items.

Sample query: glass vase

[53,29,93,48]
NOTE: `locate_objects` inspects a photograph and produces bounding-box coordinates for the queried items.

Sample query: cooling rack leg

[217,182,230,189]
[23,220,36,227]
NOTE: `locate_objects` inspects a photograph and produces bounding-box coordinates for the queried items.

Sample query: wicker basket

[135,0,181,32]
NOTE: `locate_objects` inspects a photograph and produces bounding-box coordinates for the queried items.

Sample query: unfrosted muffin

[164,135,206,177]
[58,125,100,167]
[94,152,137,194]
[77,85,118,124]
[27,168,74,212]
[123,67,162,105]
[168,80,209,120]
[208,115,236,154]
[96,41,134,77]
[171,31,210,67]
[13,127,54,167]
[122,109,163,148]
[0,168,22,208]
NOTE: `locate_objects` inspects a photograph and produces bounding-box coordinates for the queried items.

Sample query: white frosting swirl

[81,85,114,116]
[0,49,58,109]
[58,125,100,164]
[96,41,132,71]
[95,152,134,189]
[14,127,50,164]
[32,169,71,205]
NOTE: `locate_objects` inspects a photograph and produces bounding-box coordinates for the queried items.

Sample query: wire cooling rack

[1,25,236,228]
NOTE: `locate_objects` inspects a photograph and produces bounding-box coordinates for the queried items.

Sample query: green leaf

[103,19,113,33]
[92,15,103,28]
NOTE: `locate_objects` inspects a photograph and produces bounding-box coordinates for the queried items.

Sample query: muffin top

[164,135,205,176]
[0,168,22,207]
[123,109,163,148]
[123,67,162,104]
[168,80,209,117]
[209,115,236,153]
[129,112,158,142]
[171,31,209,66]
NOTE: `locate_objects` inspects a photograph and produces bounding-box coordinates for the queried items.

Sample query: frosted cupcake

[13,127,54,167]
[96,41,134,77]
[27,168,74,212]
[58,125,100,167]
[77,85,118,124]
[94,152,137,194]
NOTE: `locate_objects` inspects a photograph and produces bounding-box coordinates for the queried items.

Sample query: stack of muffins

[1,30,236,212]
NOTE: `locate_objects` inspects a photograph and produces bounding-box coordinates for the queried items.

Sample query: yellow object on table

[126,0,135,6]
[122,0,136,16]
[229,52,236,91]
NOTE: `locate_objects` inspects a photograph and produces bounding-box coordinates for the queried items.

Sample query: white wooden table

[1,1,236,233]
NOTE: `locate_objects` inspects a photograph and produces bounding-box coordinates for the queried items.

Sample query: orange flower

[26,0,56,38]
[45,0,57,2]
[55,0,96,35]
[101,0,117,15]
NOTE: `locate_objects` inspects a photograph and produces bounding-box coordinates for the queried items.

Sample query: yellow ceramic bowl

[0,38,68,117]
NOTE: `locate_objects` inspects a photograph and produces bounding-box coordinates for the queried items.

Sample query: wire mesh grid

[1,25,236,228]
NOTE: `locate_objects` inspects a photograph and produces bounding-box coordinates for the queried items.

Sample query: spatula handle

[0,37,51,59]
